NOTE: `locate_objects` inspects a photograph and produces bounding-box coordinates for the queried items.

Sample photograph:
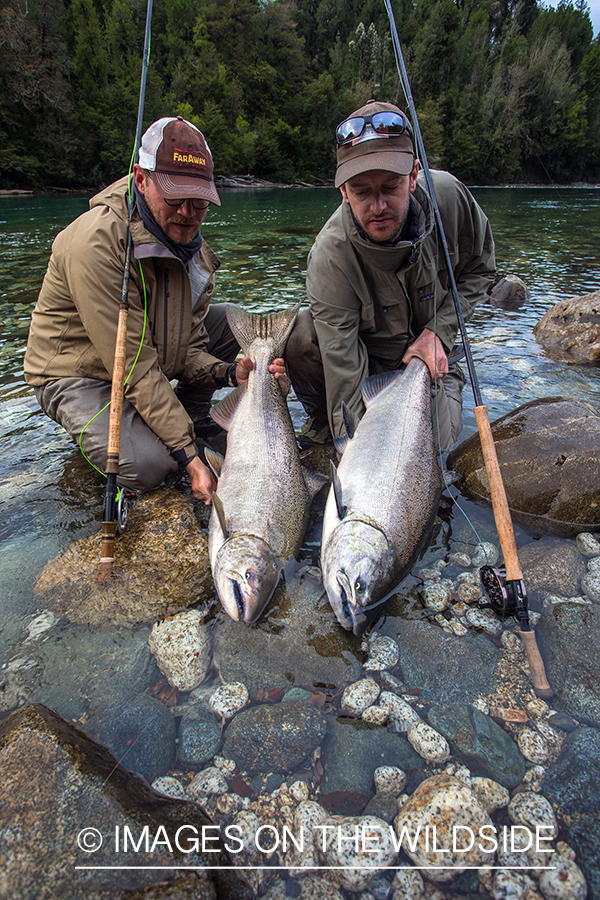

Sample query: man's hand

[402,328,449,381]
[185,455,216,505]
[234,356,287,383]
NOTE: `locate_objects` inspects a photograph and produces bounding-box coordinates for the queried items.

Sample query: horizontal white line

[75,865,557,871]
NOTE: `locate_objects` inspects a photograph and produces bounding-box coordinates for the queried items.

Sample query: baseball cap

[335,100,415,188]
[138,116,221,206]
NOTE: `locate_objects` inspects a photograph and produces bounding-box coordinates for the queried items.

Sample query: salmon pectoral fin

[204,447,224,478]
[330,460,347,520]
[212,493,229,538]
[302,466,328,501]
[210,383,246,430]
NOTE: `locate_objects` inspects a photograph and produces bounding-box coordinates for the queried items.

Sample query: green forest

[1,0,599,188]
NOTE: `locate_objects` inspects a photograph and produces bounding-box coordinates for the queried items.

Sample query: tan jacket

[306,170,496,437]
[24,176,229,458]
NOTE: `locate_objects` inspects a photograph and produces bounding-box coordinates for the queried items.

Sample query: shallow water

[1,185,600,895]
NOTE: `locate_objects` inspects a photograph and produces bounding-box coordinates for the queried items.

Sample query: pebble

[288,780,310,802]
[500,630,521,651]
[374,766,408,795]
[496,824,552,869]
[378,691,421,731]
[317,814,398,892]
[544,594,591,608]
[215,793,245,815]
[232,809,261,854]
[450,600,469,617]
[391,868,425,899]
[465,607,503,634]
[517,727,549,764]
[288,800,328,871]
[148,609,210,691]
[581,569,600,603]
[457,571,480,584]
[576,531,600,557]
[471,542,500,567]
[151,776,188,800]
[209,682,249,719]
[526,698,549,720]
[417,567,440,581]
[508,792,558,839]
[448,551,471,568]
[394,775,493,883]
[471,698,490,715]
[213,755,236,777]
[434,613,454,633]
[491,869,536,899]
[362,705,389,726]
[407,721,450,762]
[448,619,468,636]
[456,582,482,604]
[341,677,381,715]
[364,636,400,671]
[522,765,546,792]
[470,776,510,813]
[421,580,453,612]
[539,857,587,899]
[187,766,229,798]
[547,711,579,732]
[379,672,405,693]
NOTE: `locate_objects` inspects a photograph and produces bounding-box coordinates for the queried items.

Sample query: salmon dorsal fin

[330,460,346,520]
[361,370,402,407]
[204,447,224,478]
[210,384,246,430]
[212,492,228,538]
[341,401,360,439]
[225,303,300,357]
[302,466,328,500]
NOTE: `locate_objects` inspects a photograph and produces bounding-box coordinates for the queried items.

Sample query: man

[286,100,495,451]
[24,116,283,503]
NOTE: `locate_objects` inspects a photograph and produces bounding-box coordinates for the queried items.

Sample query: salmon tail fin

[225,303,300,358]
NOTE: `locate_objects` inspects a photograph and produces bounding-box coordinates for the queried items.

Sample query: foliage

[0,0,598,187]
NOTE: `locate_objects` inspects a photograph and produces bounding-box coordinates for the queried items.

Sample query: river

[1,185,599,897]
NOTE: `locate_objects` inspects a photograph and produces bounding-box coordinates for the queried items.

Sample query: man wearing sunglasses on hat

[25,116,285,503]
[286,100,495,451]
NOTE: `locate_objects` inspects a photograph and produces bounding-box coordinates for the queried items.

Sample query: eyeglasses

[336,112,413,145]
[162,196,210,210]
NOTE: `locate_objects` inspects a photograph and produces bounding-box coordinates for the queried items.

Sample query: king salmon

[321,357,442,634]
[206,304,326,623]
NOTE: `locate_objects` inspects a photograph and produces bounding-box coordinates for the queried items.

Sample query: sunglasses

[336,112,413,145]
[162,196,210,210]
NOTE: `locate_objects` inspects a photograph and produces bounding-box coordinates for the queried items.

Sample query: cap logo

[173,147,207,170]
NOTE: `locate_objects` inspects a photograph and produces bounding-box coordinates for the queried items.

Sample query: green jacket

[24,175,230,461]
[306,170,496,438]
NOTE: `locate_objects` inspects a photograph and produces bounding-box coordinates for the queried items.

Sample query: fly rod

[383,0,553,698]
[97,0,154,584]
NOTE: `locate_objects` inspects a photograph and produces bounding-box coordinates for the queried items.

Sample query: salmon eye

[355,578,366,593]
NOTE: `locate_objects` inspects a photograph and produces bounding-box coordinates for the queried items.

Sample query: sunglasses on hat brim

[336,112,413,145]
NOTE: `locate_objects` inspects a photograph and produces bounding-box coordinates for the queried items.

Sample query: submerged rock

[427,703,526,789]
[149,608,211,692]
[213,573,363,695]
[517,540,586,599]
[33,489,214,626]
[85,693,176,782]
[542,726,600,819]
[177,704,222,767]
[317,814,398,892]
[0,703,252,900]
[487,274,530,309]
[533,288,600,363]
[447,398,600,536]
[222,699,326,774]
[537,602,600,727]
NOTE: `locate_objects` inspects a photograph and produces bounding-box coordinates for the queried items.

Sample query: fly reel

[479,565,529,628]
[115,489,136,534]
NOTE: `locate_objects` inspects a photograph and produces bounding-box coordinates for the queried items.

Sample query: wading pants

[33,303,239,492]
[285,308,465,452]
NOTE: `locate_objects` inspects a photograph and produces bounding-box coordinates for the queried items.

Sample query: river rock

[538,857,588,900]
[576,531,600,557]
[427,703,526,788]
[517,540,587,599]
[26,624,156,721]
[209,682,249,719]
[212,574,363,695]
[188,766,229,797]
[321,717,425,798]
[567,815,600,900]
[391,868,425,899]
[222,700,326,774]
[407,721,450,762]
[364,635,400,671]
[542,726,600,818]
[317,814,398,892]
[151,775,187,799]
[363,790,401,823]
[446,398,600,536]
[85,693,176,781]
[469,776,510,813]
[508,790,558,840]
[0,703,252,900]
[393,774,494,884]
[149,608,210,692]
[536,602,600,727]
[177,704,222,767]
[488,274,530,309]
[378,691,421,731]
[341,678,381,715]
[516,727,549,764]
[262,873,345,899]
[390,620,501,704]
[33,489,214,625]
[533,288,600,363]
[374,766,408,795]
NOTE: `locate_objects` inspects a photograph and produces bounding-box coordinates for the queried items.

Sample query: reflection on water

[1,185,600,890]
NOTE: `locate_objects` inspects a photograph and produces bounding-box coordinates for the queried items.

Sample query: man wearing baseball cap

[25,116,284,501]
[286,100,496,451]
